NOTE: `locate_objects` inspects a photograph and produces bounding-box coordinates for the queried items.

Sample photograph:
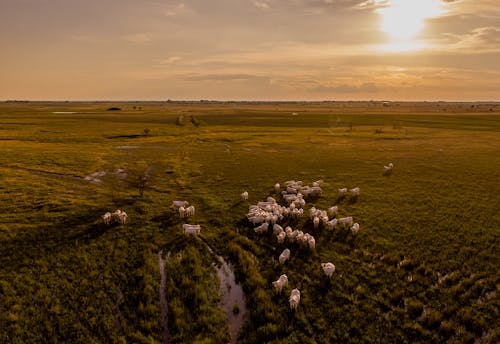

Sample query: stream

[206,245,247,344]
[159,245,246,344]
[215,255,247,344]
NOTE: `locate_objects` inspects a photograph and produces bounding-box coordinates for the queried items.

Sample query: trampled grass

[0,101,498,343]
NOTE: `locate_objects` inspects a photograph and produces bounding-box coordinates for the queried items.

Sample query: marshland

[0,101,499,343]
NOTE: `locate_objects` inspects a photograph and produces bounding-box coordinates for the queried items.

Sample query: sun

[378,0,444,41]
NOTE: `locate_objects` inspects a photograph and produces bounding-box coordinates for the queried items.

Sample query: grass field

[0,101,499,343]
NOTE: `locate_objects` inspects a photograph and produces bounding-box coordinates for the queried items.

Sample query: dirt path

[158,250,170,344]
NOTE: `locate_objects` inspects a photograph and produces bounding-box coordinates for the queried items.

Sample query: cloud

[165,3,190,17]
[253,1,270,10]
[183,73,270,82]
[355,0,389,10]
[444,26,500,52]
[466,26,500,45]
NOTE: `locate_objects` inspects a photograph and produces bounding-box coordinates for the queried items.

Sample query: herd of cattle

[242,179,361,310]
[168,178,361,310]
[102,163,394,311]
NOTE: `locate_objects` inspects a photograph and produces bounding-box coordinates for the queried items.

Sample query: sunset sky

[1,0,499,101]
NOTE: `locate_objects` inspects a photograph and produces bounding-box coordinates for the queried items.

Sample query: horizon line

[2,99,500,104]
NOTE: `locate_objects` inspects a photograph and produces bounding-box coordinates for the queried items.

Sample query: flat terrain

[0,101,499,343]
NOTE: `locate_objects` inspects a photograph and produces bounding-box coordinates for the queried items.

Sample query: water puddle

[214,255,247,344]
[84,171,106,183]
[204,244,246,343]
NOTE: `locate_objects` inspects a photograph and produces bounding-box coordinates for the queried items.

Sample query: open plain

[0,101,499,343]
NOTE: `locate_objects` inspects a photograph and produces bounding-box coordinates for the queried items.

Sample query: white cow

[273,224,284,235]
[277,231,286,244]
[279,249,291,265]
[313,216,320,229]
[172,200,188,207]
[185,205,195,217]
[307,236,316,250]
[384,162,394,174]
[328,206,338,217]
[241,191,249,201]
[289,289,301,310]
[272,274,288,293]
[183,224,201,235]
[350,187,360,197]
[338,216,353,228]
[321,262,336,278]
[178,206,186,219]
[338,188,348,197]
[113,209,128,224]
[312,179,324,187]
[254,222,269,234]
[102,212,112,225]
[327,219,338,231]
[274,183,280,192]
[351,223,360,235]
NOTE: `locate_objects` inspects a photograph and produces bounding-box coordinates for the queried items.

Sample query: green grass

[0,101,499,343]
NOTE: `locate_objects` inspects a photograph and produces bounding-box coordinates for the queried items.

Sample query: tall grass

[0,101,498,343]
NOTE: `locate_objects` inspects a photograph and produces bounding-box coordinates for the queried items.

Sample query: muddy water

[215,256,247,344]
[205,244,246,343]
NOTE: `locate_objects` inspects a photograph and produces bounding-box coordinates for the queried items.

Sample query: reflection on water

[214,256,247,344]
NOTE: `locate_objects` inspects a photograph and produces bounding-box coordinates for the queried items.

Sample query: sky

[1,0,499,101]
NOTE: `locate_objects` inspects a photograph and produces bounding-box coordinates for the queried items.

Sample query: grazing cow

[312,179,324,187]
[113,209,128,224]
[313,216,320,229]
[102,212,112,225]
[307,236,316,250]
[338,216,353,228]
[338,188,348,197]
[351,223,360,235]
[172,200,188,207]
[350,187,360,197]
[183,224,201,235]
[289,289,301,310]
[185,205,195,217]
[241,191,249,201]
[254,222,269,234]
[273,224,284,235]
[328,206,338,217]
[279,249,291,265]
[277,231,286,244]
[384,162,394,175]
[274,183,280,192]
[327,219,338,231]
[321,262,336,278]
[272,274,288,293]
[178,206,186,219]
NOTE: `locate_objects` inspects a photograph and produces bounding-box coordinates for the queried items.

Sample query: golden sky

[1,0,499,101]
